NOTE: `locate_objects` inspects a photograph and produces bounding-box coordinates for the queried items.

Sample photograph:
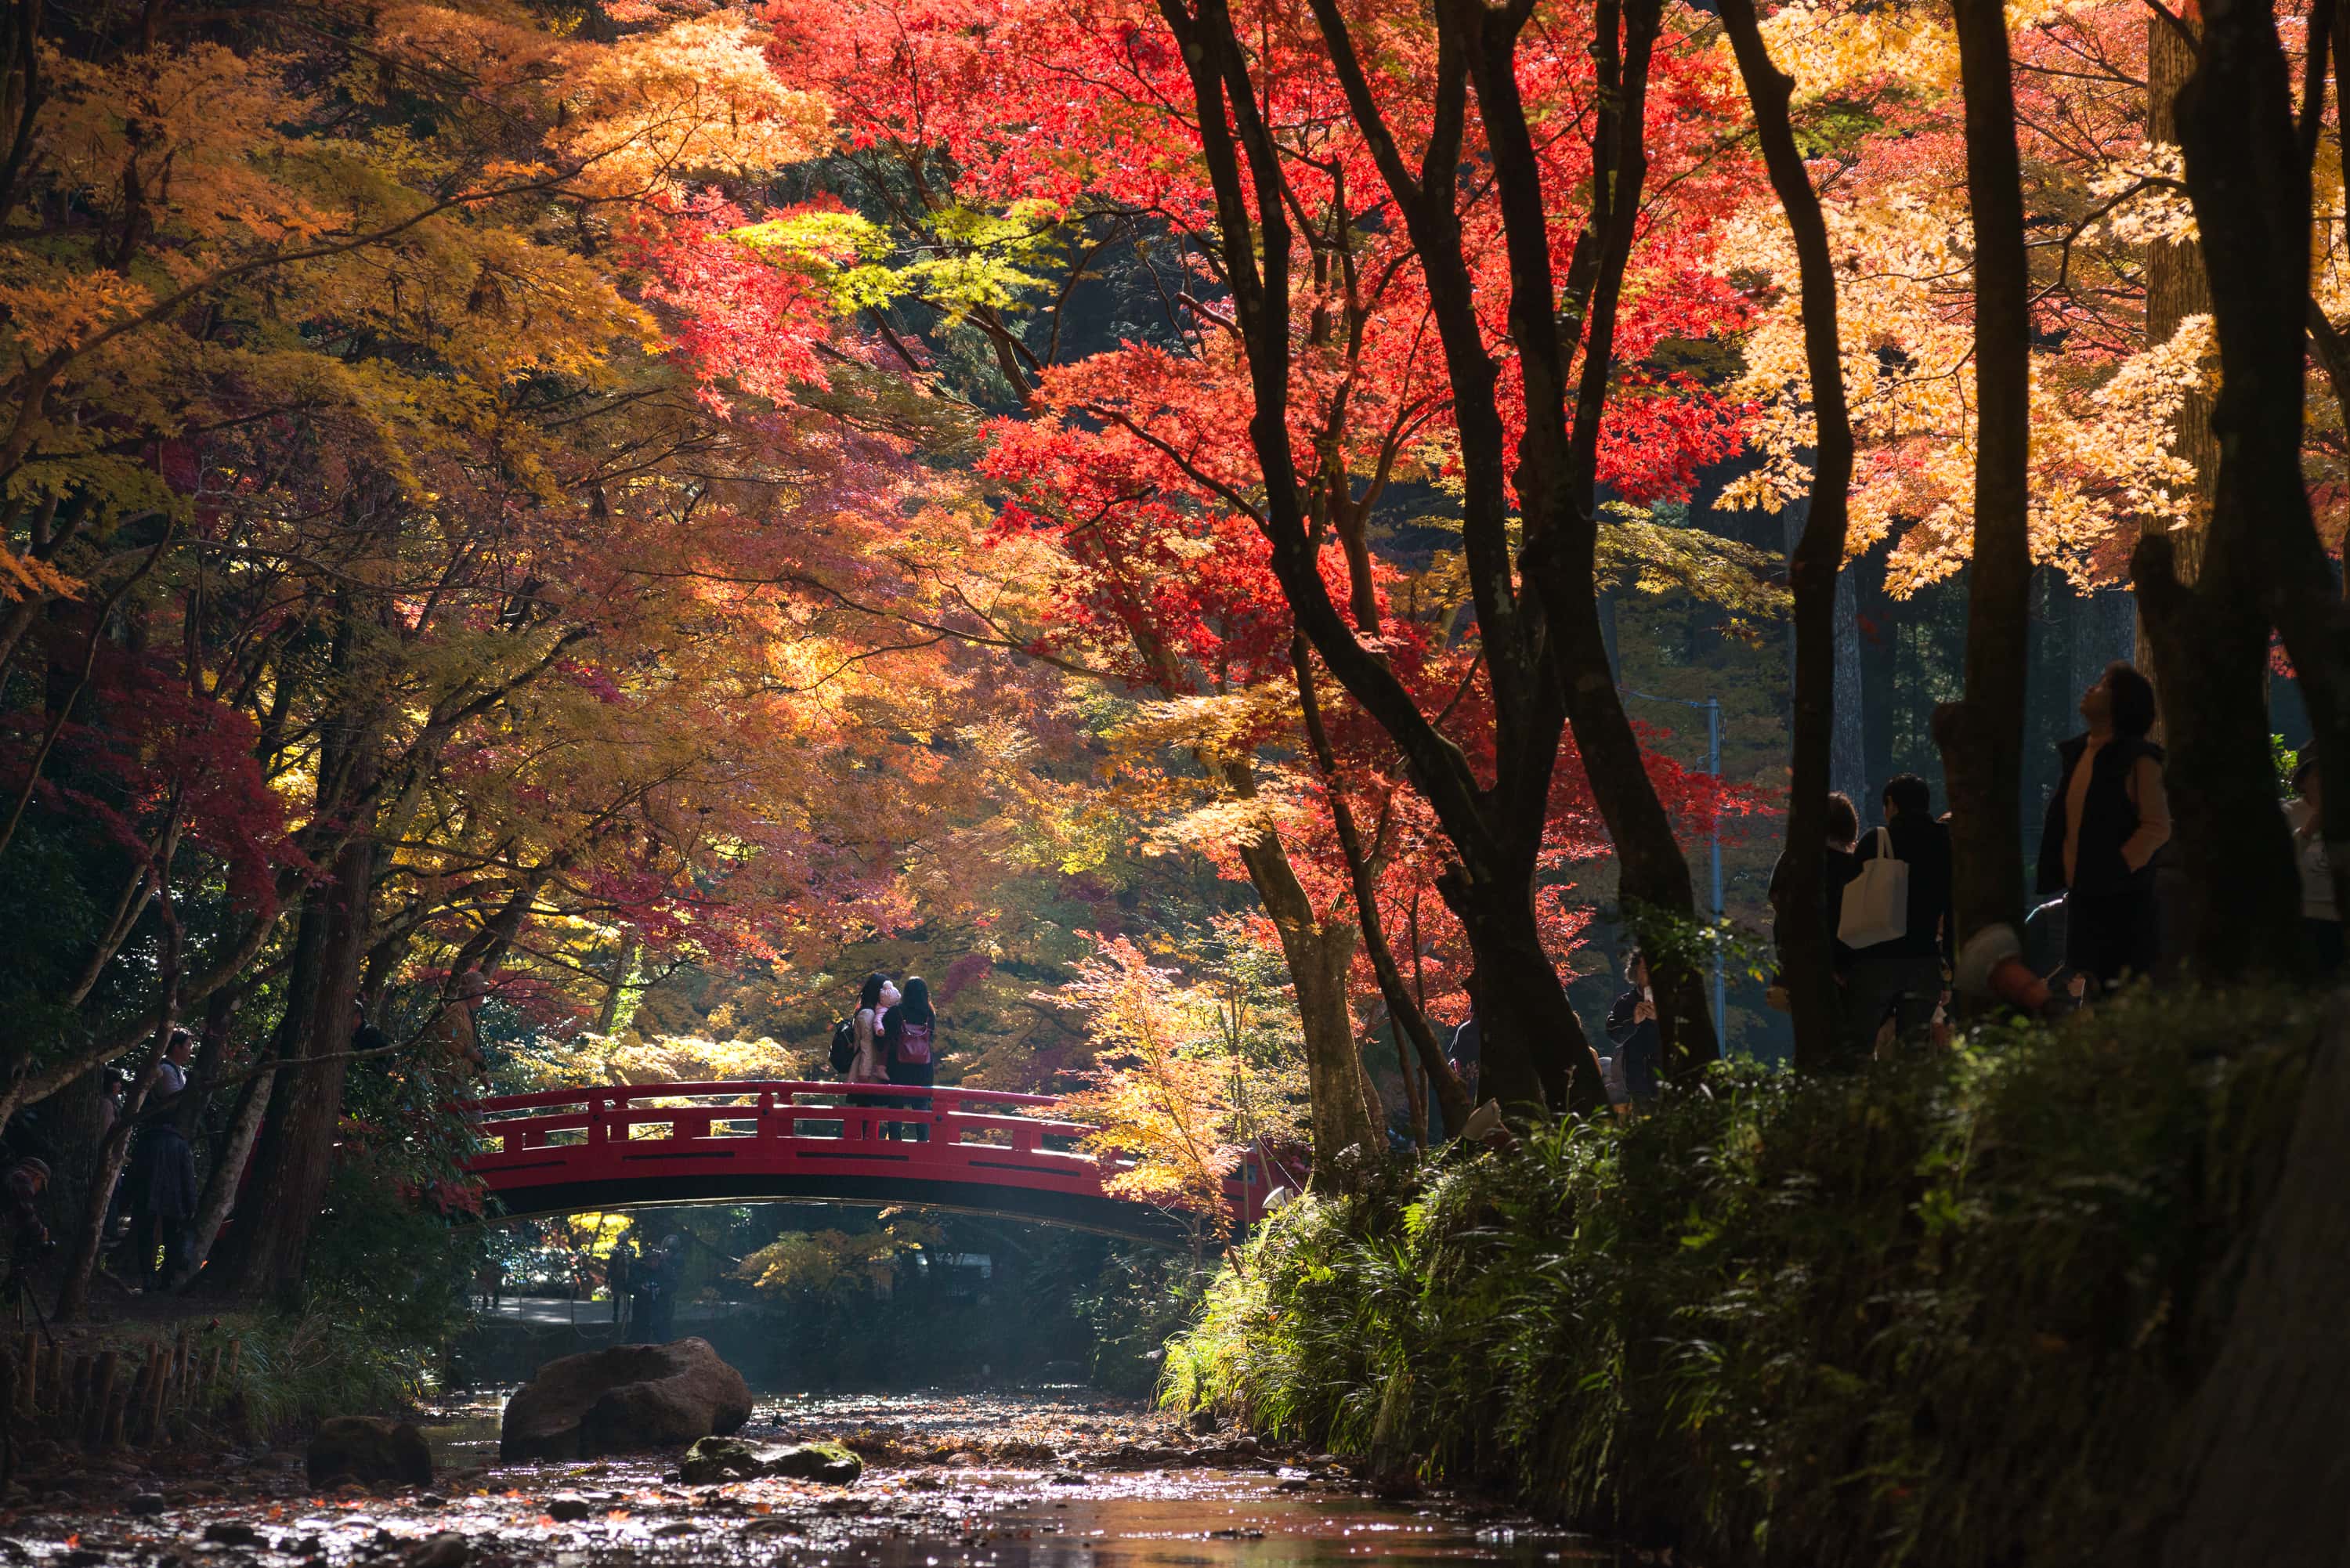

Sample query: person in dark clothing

[2037,662,2171,994]
[1603,953,1664,1108]
[1768,792,1864,1013]
[607,1237,635,1328]
[640,1234,685,1342]
[1842,774,1954,1057]
[132,1120,197,1291]
[880,976,938,1143]
[352,1001,392,1057]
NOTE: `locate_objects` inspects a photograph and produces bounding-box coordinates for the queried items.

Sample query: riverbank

[1162,984,2333,1568]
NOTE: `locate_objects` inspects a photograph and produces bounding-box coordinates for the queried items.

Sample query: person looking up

[880,976,937,1143]
[2038,662,2170,994]
[1842,774,1954,1058]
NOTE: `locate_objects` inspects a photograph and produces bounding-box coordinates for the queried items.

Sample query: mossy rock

[765,1441,862,1483]
[680,1436,862,1486]
[680,1436,769,1484]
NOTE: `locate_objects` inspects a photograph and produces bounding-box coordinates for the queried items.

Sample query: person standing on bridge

[848,974,895,1133]
[880,976,937,1143]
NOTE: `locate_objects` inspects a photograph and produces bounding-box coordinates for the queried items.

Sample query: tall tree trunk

[1719,0,1858,1071]
[1448,0,1719,1084]
[2142,9,2220,620]
[1162,0,1607,1115]
[2137,0,2313,979]
[55,889,181,1321]
[2143,1010,2350,1567]
[216,817,374,1301]
[186,1058,273,1275]
[1932,0,2035,967]
[1292,639,1474,1134]
[1233,829,1382,1174]
[595,933,641,1035]
[1209,753,1385,1169]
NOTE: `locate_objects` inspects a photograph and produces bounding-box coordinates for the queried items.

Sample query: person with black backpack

[834,974,894,1133]
[880,975,938,1143]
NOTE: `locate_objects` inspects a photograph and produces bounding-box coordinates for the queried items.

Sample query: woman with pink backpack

[879,975,937,1142]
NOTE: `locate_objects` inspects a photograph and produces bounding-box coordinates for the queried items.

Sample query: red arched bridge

[458,1080,1277,1244]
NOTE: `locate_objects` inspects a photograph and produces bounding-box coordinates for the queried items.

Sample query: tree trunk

[2142,9,2219,609]
[2136,0,2313,979]
[1932,0,2035,966]
[595,933,641,1035]
[176,985,233,1139]
[2144,1007,2350,1567]
[1719,0,1856,1071]
[186,1059,273,1275]
[1452,0,1719,1084]
[1164,0,1606,1115]
[214,822,374,1301]
[1235,829,1383,1176]
[1291,639,1476,1133]
[55,893,181,1321]
[1220,746,1384,1171]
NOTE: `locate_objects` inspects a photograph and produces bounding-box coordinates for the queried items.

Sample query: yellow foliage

[1054,934,1307,1237]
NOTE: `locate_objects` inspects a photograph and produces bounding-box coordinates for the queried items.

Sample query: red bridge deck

[459,1080,1272,1242]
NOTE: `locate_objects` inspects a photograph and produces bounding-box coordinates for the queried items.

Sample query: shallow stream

[0,1392,1626,1568]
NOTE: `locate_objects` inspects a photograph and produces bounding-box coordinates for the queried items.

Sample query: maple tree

[0,0,1058,1309]
[724,0,1759,1130]
[35,0,2350,1331]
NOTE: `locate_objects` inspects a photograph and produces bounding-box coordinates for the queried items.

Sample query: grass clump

[1162,985,2321,1568]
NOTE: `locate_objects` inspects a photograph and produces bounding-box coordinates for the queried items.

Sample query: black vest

[2037,734,2164,896]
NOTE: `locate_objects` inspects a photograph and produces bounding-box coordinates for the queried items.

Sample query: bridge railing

[454,1079,1274,1224]
[464,1079,1101,1161]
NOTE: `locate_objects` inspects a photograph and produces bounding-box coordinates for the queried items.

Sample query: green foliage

[224,1306,433,1439]
[730,199,1068,323]
[306,1151,486,1353]
[1162,985,2320,1566]
[1062,1245,1210,1396]
[1598,500,1791,629]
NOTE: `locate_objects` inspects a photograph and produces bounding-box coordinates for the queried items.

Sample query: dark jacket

[2038,734,2164,897]
[1853,815,1954,959]
[142,1123,199,1221]
[1603,989,1662,1104]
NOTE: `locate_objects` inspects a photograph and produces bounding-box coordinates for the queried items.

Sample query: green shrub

[1162,985,2320,1568]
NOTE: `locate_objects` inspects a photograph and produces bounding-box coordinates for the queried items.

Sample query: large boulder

[680,1435,862,1486]
[308,1416,434,1489]
[500,1339,752,1461]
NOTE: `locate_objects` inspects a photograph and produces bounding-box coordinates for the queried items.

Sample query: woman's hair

[2294,750,2321,794]
[859,973,887,1011]
[2105,661,2159,739]
[899,975,934,1021]
[1622,949,1646,981]
[1824,792,1859,849]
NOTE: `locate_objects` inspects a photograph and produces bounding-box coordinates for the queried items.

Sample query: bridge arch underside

[476,1171,1194,1246]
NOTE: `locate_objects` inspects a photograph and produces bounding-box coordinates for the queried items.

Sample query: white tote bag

[1838,826,1911,948]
